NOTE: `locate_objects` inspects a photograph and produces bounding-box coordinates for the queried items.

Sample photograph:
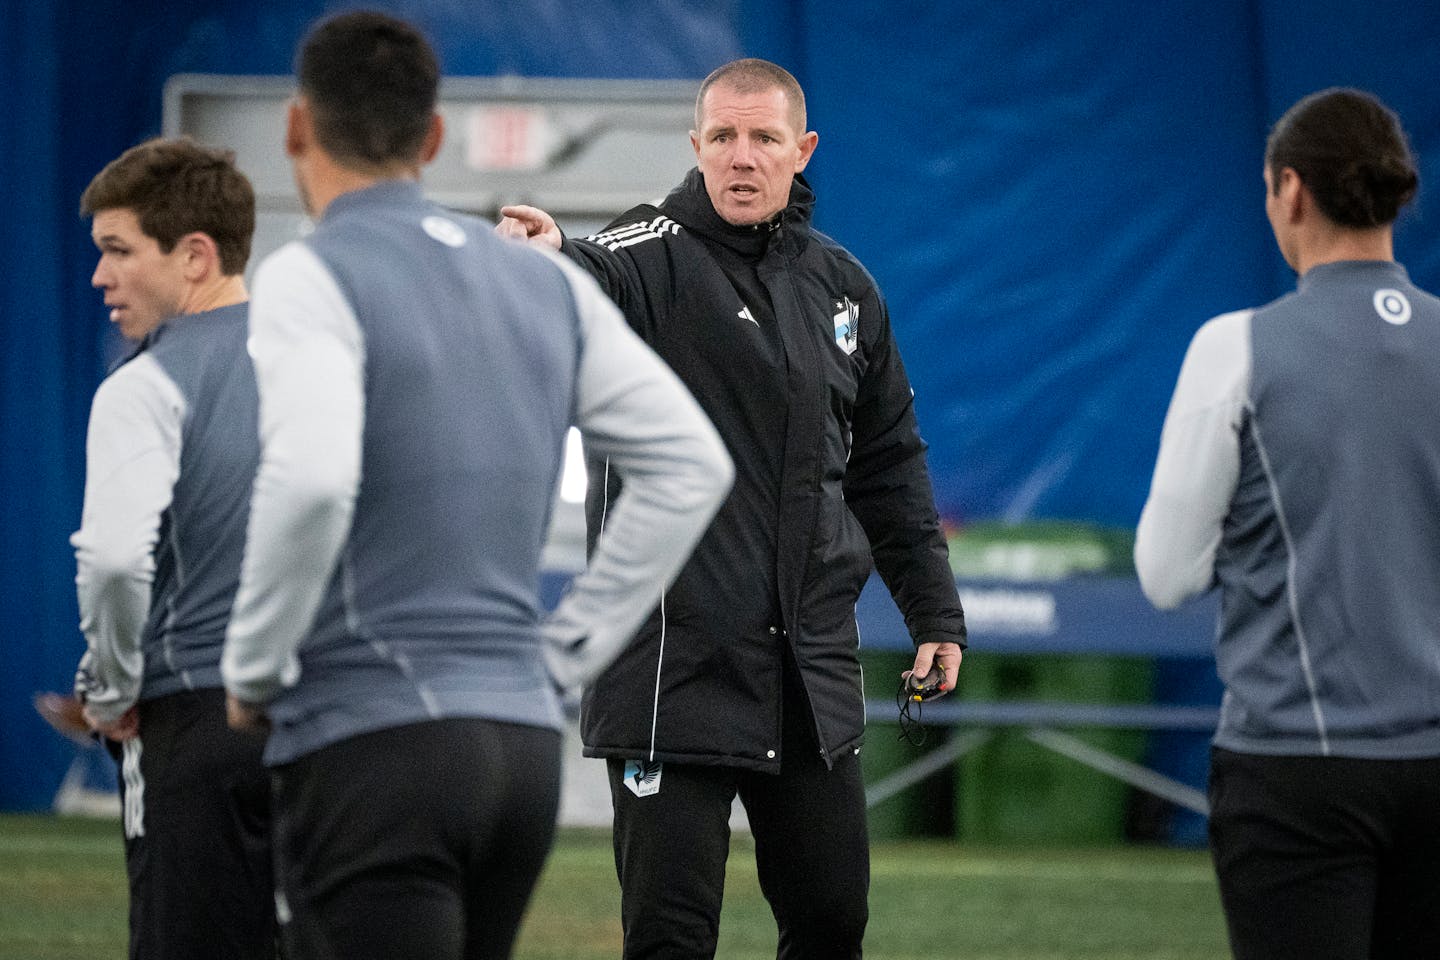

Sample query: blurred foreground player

[1136,88,1440,960]
[71,137,275,959]
[221,12,731,960]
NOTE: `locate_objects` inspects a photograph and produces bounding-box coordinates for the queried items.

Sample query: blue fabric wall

[796,0,1440,524]
[3,0,1437,809]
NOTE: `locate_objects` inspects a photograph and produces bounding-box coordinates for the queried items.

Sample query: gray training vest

[136,303,260,701]
[1214,260,1440,758]
[262,181,584,766]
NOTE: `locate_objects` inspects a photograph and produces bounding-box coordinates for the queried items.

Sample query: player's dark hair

[1266,88,1419,228]
[80,137,255,275]
[696,58,807,134]
[297,10,440,168]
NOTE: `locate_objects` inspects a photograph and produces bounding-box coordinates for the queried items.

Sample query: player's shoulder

[1178,308,1254,384]
[1195,307,1255,341]
[257,237,325,284]
[93,348,179,418]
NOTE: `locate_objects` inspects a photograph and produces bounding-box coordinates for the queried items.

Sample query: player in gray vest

[1136,88,1440,960]
[71,138,274,959]
[220,12,731,960]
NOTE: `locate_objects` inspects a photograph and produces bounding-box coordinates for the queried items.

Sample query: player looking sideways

[1137,88,1440,960]
[71,136,276,960]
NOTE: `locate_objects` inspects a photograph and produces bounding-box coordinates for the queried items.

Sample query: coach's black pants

[109,688,276,960]
[271,718,561,960]
[1208,746,1440,960]
[605,678,869,959]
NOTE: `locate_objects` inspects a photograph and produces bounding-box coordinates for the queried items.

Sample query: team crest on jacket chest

[832,296,859,355]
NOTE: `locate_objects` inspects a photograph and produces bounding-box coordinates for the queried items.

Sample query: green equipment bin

[952,652,1153,845]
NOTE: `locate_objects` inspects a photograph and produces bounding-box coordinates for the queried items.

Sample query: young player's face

[90,208,189,341]
[691,84,817,226]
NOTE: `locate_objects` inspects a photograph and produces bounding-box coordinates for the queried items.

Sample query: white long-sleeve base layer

[1134,308,1252,609]
[70,354,185,726]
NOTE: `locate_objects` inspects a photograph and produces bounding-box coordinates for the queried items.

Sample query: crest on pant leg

[623,759,663,797]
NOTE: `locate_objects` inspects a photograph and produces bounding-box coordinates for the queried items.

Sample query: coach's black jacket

[569,169,965,772]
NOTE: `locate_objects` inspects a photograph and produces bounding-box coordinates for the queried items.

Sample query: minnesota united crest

[832,296,859,356]
[623,759,663,797]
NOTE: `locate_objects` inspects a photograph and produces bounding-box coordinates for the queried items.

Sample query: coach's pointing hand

[496,204,563,250]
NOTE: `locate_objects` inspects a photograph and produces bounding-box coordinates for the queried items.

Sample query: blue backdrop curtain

[796,0,1440,524]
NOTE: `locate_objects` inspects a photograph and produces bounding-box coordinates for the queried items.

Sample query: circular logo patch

[422,215,466,248]
[1373,288,1412,326]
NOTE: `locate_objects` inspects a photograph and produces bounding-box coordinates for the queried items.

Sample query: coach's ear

[793,129,818,173]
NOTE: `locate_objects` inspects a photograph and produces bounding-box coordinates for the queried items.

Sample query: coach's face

[691,84,818,226]
[90,208,189,341]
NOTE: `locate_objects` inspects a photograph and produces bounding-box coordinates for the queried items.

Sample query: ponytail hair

[1266,88,1418,228]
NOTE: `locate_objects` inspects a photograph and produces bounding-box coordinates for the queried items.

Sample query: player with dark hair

[1137,88,1440,960]
[221,11,731,960]
[1264,88,1418,230]
[499,56,966,959]
[71,136,274,959]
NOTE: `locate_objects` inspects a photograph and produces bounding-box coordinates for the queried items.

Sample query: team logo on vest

[422,215,467,248]
[833,296,859,355]
[1373,288,1412,326]
[623,759,663,797]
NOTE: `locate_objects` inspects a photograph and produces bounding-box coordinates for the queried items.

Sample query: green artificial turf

[0,815,1229,959]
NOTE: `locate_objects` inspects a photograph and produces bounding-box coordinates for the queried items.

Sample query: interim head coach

[499,58,967,959]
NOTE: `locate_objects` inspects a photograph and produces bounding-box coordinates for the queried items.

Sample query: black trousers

[1208,746,1440,960]
[270,718,561,960]
[605,681,869,959]
[109,688,276,960]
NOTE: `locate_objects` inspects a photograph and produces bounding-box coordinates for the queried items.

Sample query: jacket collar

[661,168,816,259]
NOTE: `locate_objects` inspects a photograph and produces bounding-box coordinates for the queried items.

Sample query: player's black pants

[605,672,869,959]
[270,718,561,960]
[1208,746,1440,960]
[109,688,276,960]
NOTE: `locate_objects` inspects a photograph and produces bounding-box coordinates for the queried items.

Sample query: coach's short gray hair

[694,58,807,134]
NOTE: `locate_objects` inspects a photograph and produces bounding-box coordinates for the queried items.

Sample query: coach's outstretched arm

[540,255,732,689]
